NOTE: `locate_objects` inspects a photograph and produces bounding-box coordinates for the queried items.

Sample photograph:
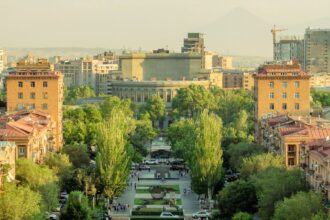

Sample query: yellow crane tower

[271,25,288,44]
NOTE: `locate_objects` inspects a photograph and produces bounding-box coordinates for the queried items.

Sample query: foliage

[190,110,223,198]
[16,158,57,190]
[232,212,253,220]
[273,191,325,220]
[239,153,285,179]
[62,143,90,168]
[96,107,134,199]
[166,119,195,160]
[226,142,264,171]
[0,183,41,220]
[130,113,158,159]
[217,180,257,218]
[38,182,59,212]
[44,152,73,189]
[140,94,166,122]
[311,89,330,107]
[100,96,133,119]
[64,85,96,104]
[172,84,216,117]
[61,191,91,220]
[252,167,308,220]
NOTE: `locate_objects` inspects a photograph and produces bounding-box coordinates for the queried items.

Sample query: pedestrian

[149,167,151,172]
[138,177,140,181]
[134,183,137,190]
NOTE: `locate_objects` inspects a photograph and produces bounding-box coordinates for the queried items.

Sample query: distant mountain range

[201,7,330,57]
[4,8,330,67]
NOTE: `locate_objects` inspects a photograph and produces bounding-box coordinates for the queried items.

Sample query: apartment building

[304,28,330,73]
[260,115,330,167]
[0,111,56,163]
[6,59,63,150]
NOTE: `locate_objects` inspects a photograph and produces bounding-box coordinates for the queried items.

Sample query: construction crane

[271,25,288,44]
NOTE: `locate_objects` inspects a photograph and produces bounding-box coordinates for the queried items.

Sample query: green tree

[217,180,257,218]
[226,142,264,171]
[62,143,90,168]
[253,167,308,220]
[61,191,91,220]
[172,85,216,117]
[166,118,195,160]
[190,110,223,200]
[16,158,57,190]
[38,182,59,212]
[232,212,253,220]
[83,104,102,123]
[0,183,41,220]
[140,94,165,123]
[240,153,284,179]
[100,96,133,119]
[311,89,330,107]
[273,191,325,220]
[96,107,134,199]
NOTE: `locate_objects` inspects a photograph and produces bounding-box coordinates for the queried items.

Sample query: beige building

[220,71,254,90]
[6,59,63,150]
[260,115,330,166]
[300,139,330,200]
[118,52,202,81]
[219,56,233,70]
[310,73,330,87]
[55,58,118,88]
[0,111,56,163]
[0,141,16,189]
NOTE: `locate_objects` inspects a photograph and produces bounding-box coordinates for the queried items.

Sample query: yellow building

[219,56,233,70]
[6,59,63,150]
[254,62,311,144]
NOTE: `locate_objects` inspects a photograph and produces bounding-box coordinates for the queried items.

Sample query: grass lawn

[134,198,182,205]
[136,184,180,194]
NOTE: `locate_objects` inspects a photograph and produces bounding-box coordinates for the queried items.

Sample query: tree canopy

[273,191,325,220]
[217,180,257,218]
[96,107,134,199]
[252,167,308,220]
[61,191,91,220]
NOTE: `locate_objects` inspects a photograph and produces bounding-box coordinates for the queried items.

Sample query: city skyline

[1,0,330,56]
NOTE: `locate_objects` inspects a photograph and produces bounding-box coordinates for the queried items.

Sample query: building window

[295,103,300,110]
[269,81,274,88]
[18,82,23,88]
[282,81,287,88]
[18,92,23,99]
[282,92,287,99]
[17,104,24,110]
[18,145,26,157]
[42,103,48,110]
[294,92,300,99]
[43,92,48,99]
[282,103,287,110]
[269,103,274,110]
[30,81,35,88]
[269,92,274,99]
[288,158,295,166]
[30,92,36,99]
[43,81,48,87]
[294,81,300,88]
[167,90,172,103]
[29,104,35,110]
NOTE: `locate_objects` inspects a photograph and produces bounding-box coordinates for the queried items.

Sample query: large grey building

[274,36,304,65]
[304,28,330,73]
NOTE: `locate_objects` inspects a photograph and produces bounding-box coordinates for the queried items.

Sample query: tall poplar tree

[96,107,135,199]
[190,110,223,200]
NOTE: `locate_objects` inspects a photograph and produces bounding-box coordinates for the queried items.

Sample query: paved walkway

[110,169,200,218]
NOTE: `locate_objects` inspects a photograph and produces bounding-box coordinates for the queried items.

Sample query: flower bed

[134,198,182,205]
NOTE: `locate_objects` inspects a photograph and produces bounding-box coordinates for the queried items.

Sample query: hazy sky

[1,0,330,56]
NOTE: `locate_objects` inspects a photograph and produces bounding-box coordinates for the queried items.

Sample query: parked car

[144,159,159,165]
[170,159,185,165]
[131,162,139,170]
[160,211,179,218]
[138,164,151,170]
[192,210,210,218]
[170,164,185,170]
